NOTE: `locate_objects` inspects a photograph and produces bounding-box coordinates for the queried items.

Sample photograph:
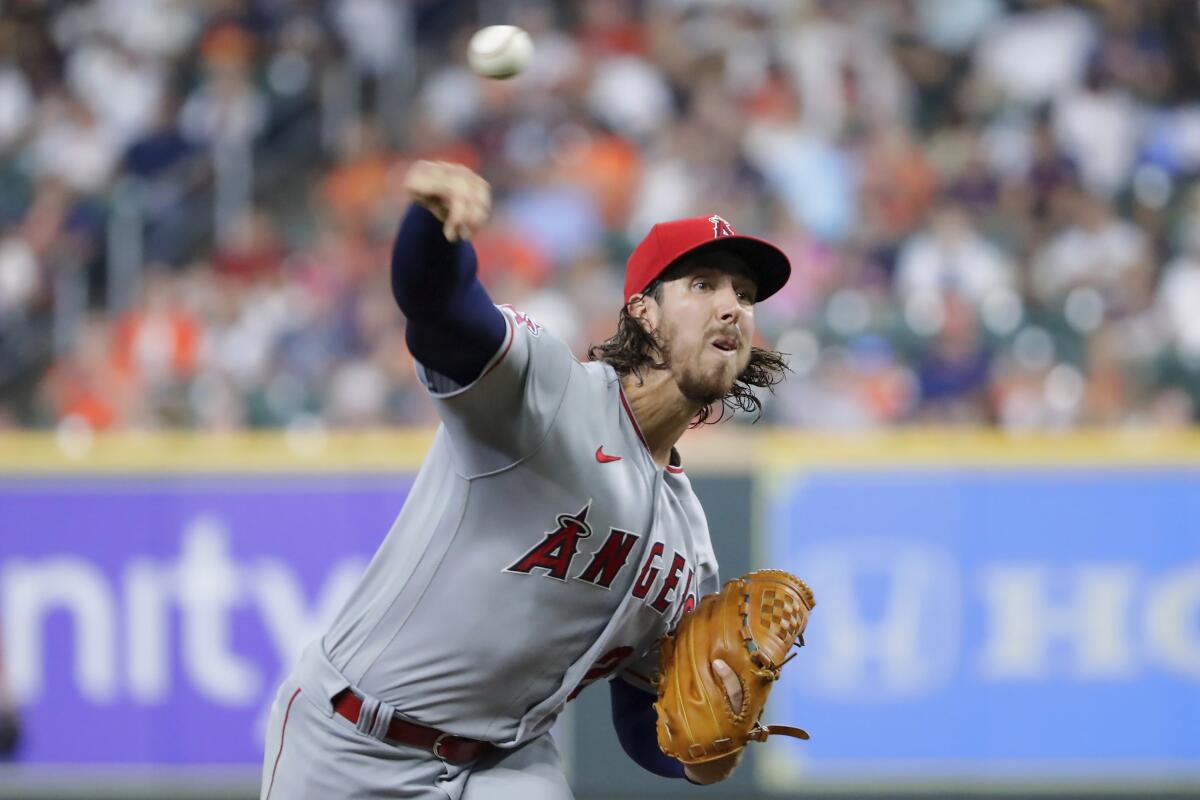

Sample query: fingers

[443,185,490,241]
[442,196,475,242]
[406,160,491,242]
[449,185,492,242]
[457,177,491,240]
[712,659,742,712]
[443,197,462,241]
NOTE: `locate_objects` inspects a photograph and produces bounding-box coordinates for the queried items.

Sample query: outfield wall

[0,430,1197,797]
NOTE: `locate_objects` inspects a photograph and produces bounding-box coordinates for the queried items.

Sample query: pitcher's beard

[676,370,729,407]
[665,344,738,407]
[654,324,743,408]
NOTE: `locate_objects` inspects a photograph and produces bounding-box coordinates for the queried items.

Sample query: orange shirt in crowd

[112,308,201,379]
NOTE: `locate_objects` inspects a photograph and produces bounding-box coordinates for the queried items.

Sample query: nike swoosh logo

[595,446,622,463]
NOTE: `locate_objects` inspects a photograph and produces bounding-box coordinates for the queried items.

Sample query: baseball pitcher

[260,160,812,799]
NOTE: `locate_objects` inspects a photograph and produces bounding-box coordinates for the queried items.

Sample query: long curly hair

[587,279,790,426]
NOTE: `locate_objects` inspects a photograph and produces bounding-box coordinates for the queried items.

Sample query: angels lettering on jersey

[505,501,699,625]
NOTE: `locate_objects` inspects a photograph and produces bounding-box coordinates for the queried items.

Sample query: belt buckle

[432,732,456,763]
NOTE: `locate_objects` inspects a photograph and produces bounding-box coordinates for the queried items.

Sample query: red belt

[331,689,494,765]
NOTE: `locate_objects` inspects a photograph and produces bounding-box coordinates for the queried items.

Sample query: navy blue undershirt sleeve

[390,204,507,386]
[609,677,686,779]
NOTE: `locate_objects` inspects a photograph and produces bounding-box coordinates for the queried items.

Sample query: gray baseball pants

[260,647,572,799]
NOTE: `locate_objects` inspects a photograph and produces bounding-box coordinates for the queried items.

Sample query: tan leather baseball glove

[654,569,815,765]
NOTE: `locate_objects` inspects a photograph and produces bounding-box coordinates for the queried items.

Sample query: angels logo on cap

[623,214,793,303]
[709,215,736,238]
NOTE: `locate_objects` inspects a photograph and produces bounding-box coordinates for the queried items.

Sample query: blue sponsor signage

[762,469,1200,782]
[0,475,403,764]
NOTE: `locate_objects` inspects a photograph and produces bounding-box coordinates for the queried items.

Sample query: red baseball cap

[623,214,791,303]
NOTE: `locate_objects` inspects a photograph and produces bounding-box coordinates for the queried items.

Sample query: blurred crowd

[3,0,1200,432]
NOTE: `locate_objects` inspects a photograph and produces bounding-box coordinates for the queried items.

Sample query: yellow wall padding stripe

[1,428,1199,474]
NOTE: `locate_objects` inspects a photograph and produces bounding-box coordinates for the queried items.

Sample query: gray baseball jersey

[321,305,720,744]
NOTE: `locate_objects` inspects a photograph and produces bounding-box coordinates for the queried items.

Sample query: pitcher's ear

[626,293,656,334]
[627,293,647,320]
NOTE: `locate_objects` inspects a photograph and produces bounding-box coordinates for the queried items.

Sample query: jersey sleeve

[415,305,575,477]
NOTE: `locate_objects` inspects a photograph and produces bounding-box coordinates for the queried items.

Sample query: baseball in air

[467,25,533,80]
